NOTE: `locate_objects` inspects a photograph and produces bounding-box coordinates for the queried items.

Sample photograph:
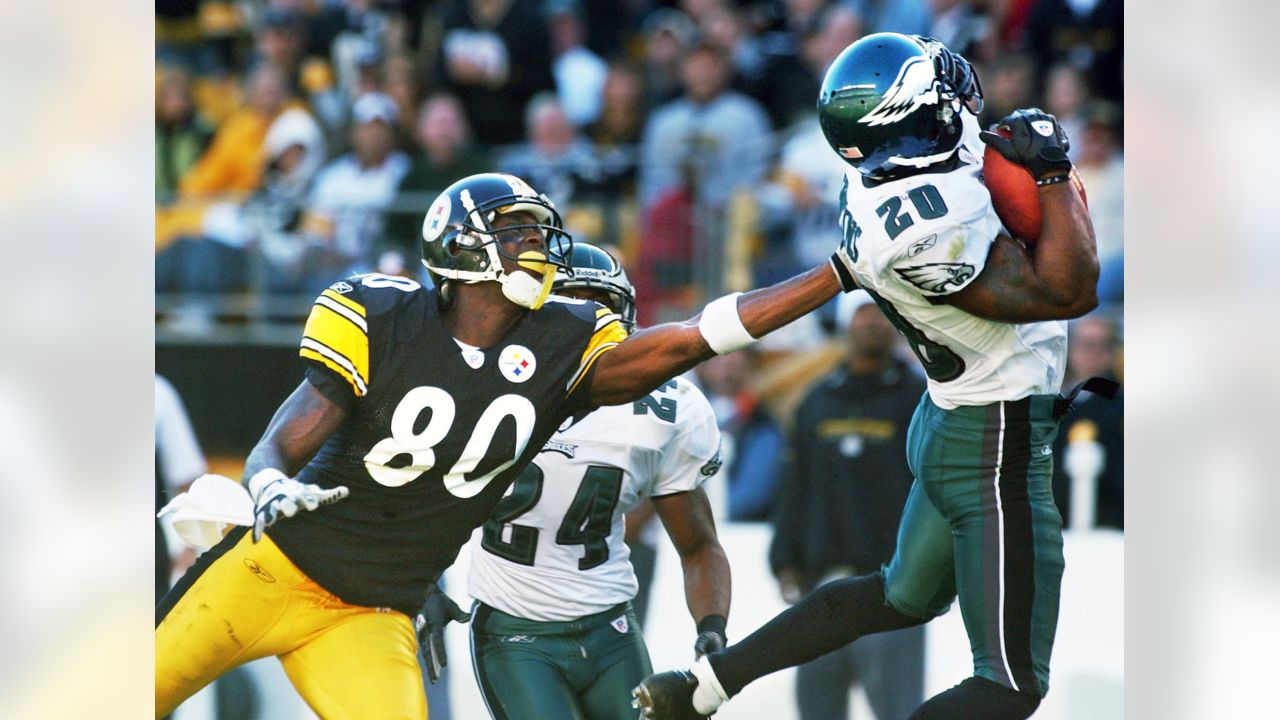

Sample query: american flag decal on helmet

[840,146,864,159]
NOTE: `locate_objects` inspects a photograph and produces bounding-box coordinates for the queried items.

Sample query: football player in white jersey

[634,33,1109,720]
[443,242,731,720]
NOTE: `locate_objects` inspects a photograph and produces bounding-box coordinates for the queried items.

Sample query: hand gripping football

[982,127,1087,244]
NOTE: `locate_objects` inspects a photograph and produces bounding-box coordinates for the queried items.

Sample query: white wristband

[699,292,757,355]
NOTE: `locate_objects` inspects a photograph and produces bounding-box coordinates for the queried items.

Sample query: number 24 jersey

[269,274,627,616]
[468,376,722,621]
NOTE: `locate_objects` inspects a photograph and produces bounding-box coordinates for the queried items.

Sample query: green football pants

[884,393,1065,698]
[469,601,652,720]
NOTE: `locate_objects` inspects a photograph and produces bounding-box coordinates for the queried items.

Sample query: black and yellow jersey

[269,274,627,616]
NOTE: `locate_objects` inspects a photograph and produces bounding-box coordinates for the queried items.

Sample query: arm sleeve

[299,283,371,406]
[651,383,724,497]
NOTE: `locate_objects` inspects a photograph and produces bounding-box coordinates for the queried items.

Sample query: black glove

[693,614,728,658]
[414,585,471,683]
[979,108,1072,179]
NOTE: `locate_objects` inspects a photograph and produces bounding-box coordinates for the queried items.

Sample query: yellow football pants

[155,528,428,719]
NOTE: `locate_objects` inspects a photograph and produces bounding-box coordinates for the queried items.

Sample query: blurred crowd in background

[155,0,1123,563]
[156,2,1122,715]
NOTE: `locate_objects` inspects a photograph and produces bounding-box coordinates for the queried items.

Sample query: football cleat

[631,671,709,719]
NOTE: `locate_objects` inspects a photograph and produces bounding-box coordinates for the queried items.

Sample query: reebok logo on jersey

[500,635,535,644]
[498,345,537,383]
[907,234,937,258]
[330,281,354,294]
[895,263,976,293]
[611,615,630,634]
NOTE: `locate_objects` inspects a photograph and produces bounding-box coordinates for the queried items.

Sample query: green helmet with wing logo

[818,33,983,181]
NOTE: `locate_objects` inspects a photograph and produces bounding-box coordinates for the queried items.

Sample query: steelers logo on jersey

[498,345,537,383]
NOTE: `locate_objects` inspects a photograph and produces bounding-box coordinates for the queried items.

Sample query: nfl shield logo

[611,615,629,634]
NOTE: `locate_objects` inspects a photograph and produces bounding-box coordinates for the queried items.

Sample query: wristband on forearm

[698,294,756,355]
[697,614,728,637]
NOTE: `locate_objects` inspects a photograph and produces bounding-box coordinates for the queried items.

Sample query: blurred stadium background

[153,1,1123,718]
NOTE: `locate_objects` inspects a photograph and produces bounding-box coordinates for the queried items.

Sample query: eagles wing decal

[895,263,976,293]
[860,56,937,127]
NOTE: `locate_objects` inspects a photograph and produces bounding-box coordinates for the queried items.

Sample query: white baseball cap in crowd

[352,92,400,126]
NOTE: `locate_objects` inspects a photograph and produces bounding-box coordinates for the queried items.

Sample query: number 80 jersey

[270,274,627,616]
[841,114,1067,409]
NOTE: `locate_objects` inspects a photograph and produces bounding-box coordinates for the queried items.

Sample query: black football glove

[414,585,471,683]
[693,614,728,658]
[980,108,1072,180]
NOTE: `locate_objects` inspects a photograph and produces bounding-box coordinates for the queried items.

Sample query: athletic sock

[689,656,728,714]
[707,572,925,697]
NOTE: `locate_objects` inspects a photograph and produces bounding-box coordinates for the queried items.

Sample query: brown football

[982,127,1087,244]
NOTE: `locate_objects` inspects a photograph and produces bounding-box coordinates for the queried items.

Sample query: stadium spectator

[639,41,772,211]
[1075,101,1124,303]
[247,107,329,294]
[303,92,410,290]
[699,4,767,95]
[435,0,556,146]
[499,93,599,209]
[1023,0,1123,104]
[639,8,697,108]
[384,93,492,260]
[693,350,783,522]
[253,7,309,90]
[976,51,1036,129]
[769,293,927,720]
[156,67,214,196]
[1053,312,1124,529]
[847,0,932,36]
[582,62,648,199]
[547,0,609,128]
[180,65,293,197]
[1044,63,1091,162]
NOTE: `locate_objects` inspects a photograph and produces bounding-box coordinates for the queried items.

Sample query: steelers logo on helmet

[422,191,452,242]
[818,32,984,181]
[419,173,575,310]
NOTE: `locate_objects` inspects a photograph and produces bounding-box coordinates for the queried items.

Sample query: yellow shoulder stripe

[300,300,370,397]
[566,320,628,396]
[595,306,613,319]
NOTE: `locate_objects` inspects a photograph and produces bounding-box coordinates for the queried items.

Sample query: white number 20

[363,387,536,498]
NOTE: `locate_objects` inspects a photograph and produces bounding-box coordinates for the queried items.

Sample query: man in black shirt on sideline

[769,292,927,720]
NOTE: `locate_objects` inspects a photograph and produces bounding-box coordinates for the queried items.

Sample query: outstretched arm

[588,264,841,406]
[243,380,349,482]
[653,488,731,640]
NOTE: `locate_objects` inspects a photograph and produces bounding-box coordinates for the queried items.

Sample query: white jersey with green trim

[467,376,722,621]
[842,113,1068,409]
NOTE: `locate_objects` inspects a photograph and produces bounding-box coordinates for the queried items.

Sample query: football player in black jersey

[156,172,850,719]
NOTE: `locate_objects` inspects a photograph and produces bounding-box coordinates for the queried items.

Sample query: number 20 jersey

[842,114,1067,409]
[269,275,627,616]
[468,376,721,621]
